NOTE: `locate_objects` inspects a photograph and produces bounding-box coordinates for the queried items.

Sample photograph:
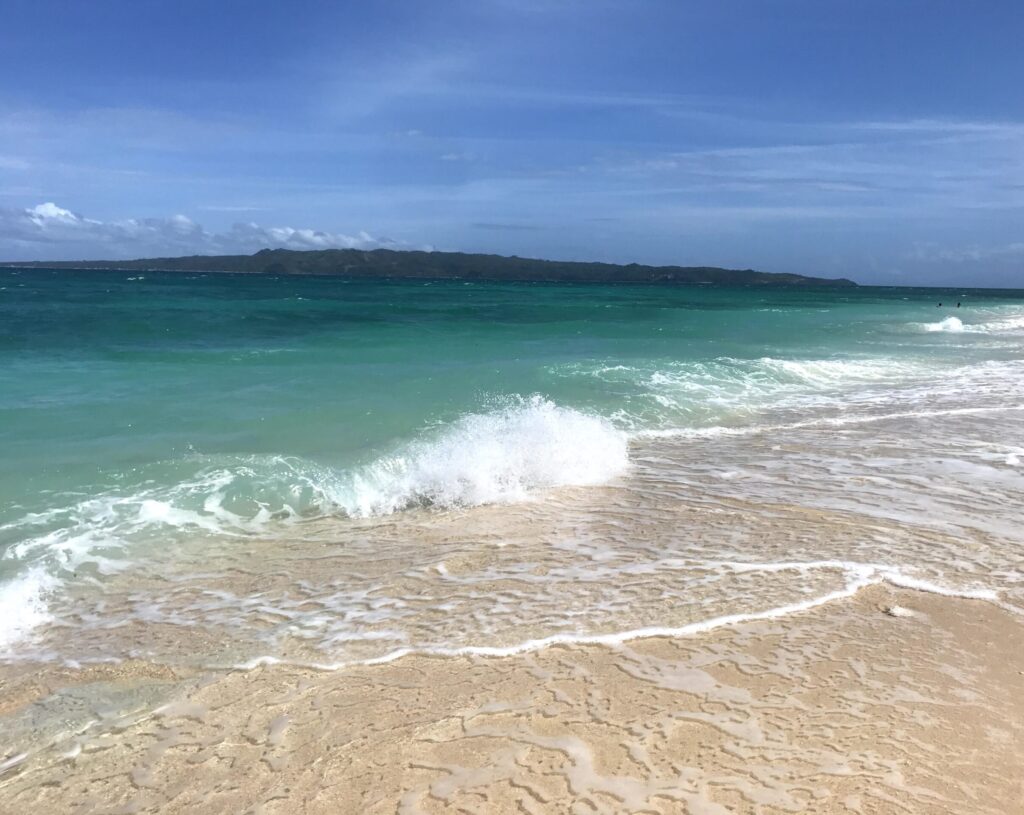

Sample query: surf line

[635,403,1024,441]
[227,562,1001,672]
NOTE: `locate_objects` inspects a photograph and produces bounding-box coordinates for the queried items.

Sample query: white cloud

[226,222,385,251]
[29,202,80,223]
[0,202,394,259]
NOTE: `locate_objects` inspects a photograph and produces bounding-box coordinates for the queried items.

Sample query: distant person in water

[957,302,961,308]
[938,302,942,307]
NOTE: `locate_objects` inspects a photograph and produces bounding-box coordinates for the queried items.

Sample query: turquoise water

[2,268,1024,655]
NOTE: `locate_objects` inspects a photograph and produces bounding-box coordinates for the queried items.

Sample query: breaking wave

[341,396,629,516]
[923,316,965,333]
[0,397,630,650]
[3,397,628,554]
[0,567,56,652]
[919,309,1024,334]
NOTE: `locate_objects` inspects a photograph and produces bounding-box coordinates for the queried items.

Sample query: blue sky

[1,0,1022,285]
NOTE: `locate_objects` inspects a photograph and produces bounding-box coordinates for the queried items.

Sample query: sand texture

[2,585,1021,815]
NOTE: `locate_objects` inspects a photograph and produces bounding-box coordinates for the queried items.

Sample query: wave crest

[2,397,629,564]
[923,316,965,333]
[919,310,1024,334]
[340,396,629,517]
[0,567,55,651]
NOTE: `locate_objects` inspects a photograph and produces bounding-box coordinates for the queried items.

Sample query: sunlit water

[1,269,1022,667]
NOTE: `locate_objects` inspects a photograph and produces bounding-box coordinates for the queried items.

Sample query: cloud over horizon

[0,203,396,260]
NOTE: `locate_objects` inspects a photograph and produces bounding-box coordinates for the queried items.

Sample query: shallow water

[1,270,1023,665]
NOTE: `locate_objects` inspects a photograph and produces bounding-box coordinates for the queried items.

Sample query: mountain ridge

[0,247,857,286]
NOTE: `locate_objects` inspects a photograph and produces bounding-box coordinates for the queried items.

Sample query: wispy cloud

[318,52,474,122]
[854,118,1024,136]
[197,205,270,213]
[588,118,1024,217]
[472,222,543,231]
[906,241,1024,264]
[0,155,31,170]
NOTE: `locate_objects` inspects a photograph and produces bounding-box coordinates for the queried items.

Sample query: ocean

[1,268,1023,670]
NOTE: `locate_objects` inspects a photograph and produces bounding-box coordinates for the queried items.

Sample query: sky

[1,0,1022,286]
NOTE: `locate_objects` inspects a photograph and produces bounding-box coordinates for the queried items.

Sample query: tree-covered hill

[2,247,857,286]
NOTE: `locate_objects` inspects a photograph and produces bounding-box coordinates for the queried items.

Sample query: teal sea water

[2,268,1024,660]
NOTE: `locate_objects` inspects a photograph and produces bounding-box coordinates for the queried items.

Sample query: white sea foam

[558,355,936,432]
[982,315,1024,332]
[338,396,629,517]
[923,316,965,332]
[229,561,1003,671]
[0,567,56,652]
[564,356,925,390]
[635,403,1024,441]
[751,356,921,385]
[920,310,1024,334]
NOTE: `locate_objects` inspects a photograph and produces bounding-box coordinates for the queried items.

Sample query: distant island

[1,248,856,286]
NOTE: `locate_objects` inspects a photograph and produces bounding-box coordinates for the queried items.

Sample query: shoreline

[2,584,1021,814]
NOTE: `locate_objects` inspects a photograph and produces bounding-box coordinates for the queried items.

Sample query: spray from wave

[919,308,1024,334]
[923,316,965,333]
[341,396,629,516]
[0,567,56,652]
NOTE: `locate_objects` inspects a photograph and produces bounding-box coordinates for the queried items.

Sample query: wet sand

[2,584,1021,814]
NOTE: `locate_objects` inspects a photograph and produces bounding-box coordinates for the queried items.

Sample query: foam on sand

[230,561,1003,671]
